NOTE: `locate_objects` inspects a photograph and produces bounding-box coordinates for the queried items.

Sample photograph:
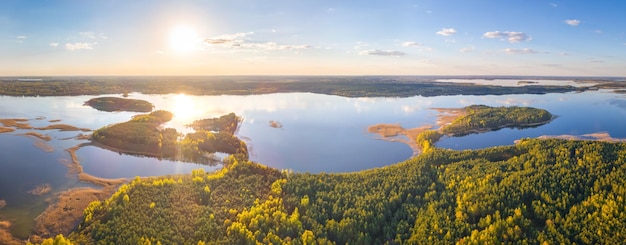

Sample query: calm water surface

[1,81,626,238]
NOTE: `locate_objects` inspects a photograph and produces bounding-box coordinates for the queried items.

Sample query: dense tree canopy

[84,97,153,112]
[45,138,626,244]
[92,111,248,163]
[441,105,553,136]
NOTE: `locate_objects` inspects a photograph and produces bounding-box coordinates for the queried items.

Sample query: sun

[168,25,198,54]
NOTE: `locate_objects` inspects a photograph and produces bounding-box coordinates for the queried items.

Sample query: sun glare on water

[173,93,196,120]
[168,25,198,54]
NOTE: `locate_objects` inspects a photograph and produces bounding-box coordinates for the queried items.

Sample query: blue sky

[0,0,624,76]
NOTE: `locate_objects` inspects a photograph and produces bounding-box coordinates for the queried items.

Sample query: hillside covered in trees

[33,138,626,244]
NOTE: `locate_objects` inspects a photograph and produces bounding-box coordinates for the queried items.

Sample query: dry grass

[0,127,15,134]
[368,124,433,156]
[36,124,91,132]
[28,184,52,196]
[21,132,52,141]
[31,187,119,243]
[33,139,54,152]
[367,108,467,156]
[0,119,32,129]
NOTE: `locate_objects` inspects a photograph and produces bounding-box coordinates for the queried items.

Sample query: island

[439,105,553,136]
[370,105,553,155]
[84,97,153,112]
[91,111,248,163]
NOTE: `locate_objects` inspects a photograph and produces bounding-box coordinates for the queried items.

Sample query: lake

[1,79,626,238]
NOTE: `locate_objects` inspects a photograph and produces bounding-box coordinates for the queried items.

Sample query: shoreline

[30,142,128,243]
[367,107,468,156]
[443,115,557,137]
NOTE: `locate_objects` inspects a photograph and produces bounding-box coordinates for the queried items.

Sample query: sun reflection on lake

[173,93,196,120]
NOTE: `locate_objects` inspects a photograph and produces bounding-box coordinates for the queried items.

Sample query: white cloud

[436,28,456,36]
[65,42,95,51]
[204,32,310,51]
[504,48,539,54]
[565,19,581,26]
[402,41,422,47]
[459,46,475,53]
[359,49,406,56]
[205,32,249,45]
[156,50,165,55]
[353,41,368,50]
[49,42,59,47]
[559,52,569,56]
[483,31,532,43]
[550,3,558,7]
[327,8,336,12]
[16,35,26,43]
[79,31,107,39]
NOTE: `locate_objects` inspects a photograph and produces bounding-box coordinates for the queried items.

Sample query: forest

[84,97,154,112]
[0,76,596,98]
[441,105,553,136]
[30,138,626,244]
[91,111,248,162]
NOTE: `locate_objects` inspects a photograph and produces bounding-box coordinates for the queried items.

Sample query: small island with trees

[91,111,248,163]
[371,105,554,155]
[84,97,154,112]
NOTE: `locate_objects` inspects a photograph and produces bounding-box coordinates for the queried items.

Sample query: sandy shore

[31,187,119,243]
[36,124,91,132]
[21,132,52,141]
[0,220,23,245]
[431,108,467,128]
[368,124,433,156]
[0,119,33,129]
[0,127,15,133]
[28,143,127,243]
[367,107,467,156]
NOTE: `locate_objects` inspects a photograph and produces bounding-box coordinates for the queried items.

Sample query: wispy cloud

[459,46,475,53]
[79,31,108,40]
[359,49,406,56]
[49,42,59,47]
[65,42,95,51]
[483,31,531,43]
[204,32,310,51]
[550,3,558,7]
[436,28,456,36]
[353,41,369,50]
[401,41,422,47]
[504,48,539,54]
[565,19,581,26]
[16,35,26,43]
